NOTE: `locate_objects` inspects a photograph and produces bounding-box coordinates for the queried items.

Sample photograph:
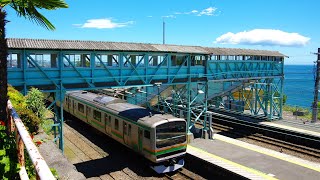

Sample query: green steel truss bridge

[7,38,285,150]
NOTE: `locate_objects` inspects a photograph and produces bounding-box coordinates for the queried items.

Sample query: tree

[0,0,68,125]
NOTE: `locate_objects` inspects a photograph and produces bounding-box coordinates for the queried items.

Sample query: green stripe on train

[143,145,186,156]
[90,120,104,129]
[111,130,123,139]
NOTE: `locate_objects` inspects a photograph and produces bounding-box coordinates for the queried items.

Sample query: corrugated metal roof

[204,47,285,57]
[7,38,285,57]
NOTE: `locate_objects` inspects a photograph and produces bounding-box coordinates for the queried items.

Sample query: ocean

[284,65,315,108]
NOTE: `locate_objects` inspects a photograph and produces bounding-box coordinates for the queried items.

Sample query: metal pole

[208,113,213,139]
[312,48,320,123]
[157,86,160,111]
[59,90,64,152]
[187,56,191,132]
[163,20,165,44]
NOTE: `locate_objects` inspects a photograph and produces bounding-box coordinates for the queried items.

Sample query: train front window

[156,121,186,148]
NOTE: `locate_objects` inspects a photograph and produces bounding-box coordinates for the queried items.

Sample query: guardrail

[7,100,55,180]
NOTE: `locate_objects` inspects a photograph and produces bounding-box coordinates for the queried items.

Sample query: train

[59,90,187,173]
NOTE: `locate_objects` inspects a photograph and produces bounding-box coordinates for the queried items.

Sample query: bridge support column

[52,91,65,152]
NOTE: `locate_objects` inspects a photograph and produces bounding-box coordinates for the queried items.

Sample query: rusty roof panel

[7,38,286,57]
[205,47,285,57]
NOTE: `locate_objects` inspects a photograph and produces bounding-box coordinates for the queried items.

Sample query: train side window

[93,110,101,122]
[144,130,150,139]
[108,116,111,126]
[78,103,84,113]
[128,124,131,136]
[115,119,119,130]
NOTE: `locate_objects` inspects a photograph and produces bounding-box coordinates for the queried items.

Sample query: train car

[61,91,187,173]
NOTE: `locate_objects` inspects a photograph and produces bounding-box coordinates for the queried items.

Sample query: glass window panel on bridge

[209,55,248,61]
[27,53,58,68]
[209,55,218,60]
[245,56,254,60]
[171,55,187,66]
[148,55,167,67]
[63,54,90,68]
[191,55,205,66]
[7,53,21,68]
[124,55,145,67]
[95,54,119,67]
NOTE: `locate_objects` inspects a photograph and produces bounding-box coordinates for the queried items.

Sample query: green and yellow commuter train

[62,91,187,173]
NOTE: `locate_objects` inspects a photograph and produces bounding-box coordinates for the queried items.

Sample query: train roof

[67,91,124,104]
[67,91,183,127]
[107,103,169,125]
[106,103,159,121]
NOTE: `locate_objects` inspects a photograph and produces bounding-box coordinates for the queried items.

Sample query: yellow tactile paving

[187,145,278,180]
[214,134,320,173]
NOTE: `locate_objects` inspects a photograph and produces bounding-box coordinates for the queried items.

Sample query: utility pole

[162,20,165,44]
[312,48,320,123]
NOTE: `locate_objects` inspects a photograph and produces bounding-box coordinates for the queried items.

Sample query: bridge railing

[7,100,55,180]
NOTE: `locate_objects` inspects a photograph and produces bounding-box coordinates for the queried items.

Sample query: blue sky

[4,0,320,65]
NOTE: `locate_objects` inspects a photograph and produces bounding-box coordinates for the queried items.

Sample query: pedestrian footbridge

[7,38,285,150]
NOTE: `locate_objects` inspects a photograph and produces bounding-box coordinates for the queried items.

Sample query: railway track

[211,111,320,145]
[164,168,205,180]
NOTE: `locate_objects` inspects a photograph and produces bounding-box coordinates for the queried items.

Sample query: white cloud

[147,15,153,18]
[191,10,198,14]
[162,15,176,19]
[215,29,310,47]
[74,18,134,29]
[198,7,217,16]
[171,7,217,17]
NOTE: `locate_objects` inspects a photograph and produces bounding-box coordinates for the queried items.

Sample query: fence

[7,100,55,180]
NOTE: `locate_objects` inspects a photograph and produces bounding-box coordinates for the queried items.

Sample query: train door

[72,100,75,114]
[138,128,143,152]
[66,97,70,112]
[105,114,111,135]
[64,97,68,112]
[123,122,128,145]
[86,106,91,123]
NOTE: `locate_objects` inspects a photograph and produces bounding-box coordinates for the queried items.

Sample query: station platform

[187,134,320,180]
[260,119,320,138]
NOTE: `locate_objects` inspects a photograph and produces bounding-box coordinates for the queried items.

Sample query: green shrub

[8,86,41,134]
[7,85,26,108]
[14,106,41,134]
[0,124,19,180]
[26,88,47,122]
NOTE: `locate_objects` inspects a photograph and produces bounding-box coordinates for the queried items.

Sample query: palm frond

[0,0,11,7]
[8,0,68,30]
[28,0,68,9]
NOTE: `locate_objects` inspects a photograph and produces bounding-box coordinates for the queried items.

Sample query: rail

[7,100,55,180]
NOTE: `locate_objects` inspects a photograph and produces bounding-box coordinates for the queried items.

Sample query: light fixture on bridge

[197,89,204,94]
[124,91,133,95]
[154,82,162,87]
[136,89,147,94]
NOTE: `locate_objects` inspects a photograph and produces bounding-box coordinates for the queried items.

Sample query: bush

[7,85,26,108]
[26,88,47,122]
[7,86,42,134]
[15,106,41,134]
[0,124,19,180]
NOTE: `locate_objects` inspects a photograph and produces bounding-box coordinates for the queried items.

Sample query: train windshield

[156,121,186,148]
